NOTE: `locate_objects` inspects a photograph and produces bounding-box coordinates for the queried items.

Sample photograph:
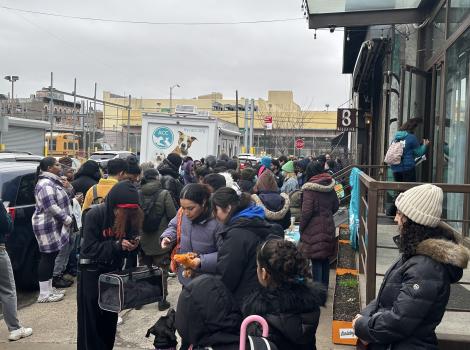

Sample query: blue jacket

[390,131,427,173]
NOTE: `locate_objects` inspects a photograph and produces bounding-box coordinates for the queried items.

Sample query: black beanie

[105,180,140,228]
[167,153,183,169]
[126,155,141,175]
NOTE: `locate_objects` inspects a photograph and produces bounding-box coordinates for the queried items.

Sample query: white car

[238,153,259,164]
[89,151,135,169]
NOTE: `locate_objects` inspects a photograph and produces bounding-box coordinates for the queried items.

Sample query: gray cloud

[0,0,349,110]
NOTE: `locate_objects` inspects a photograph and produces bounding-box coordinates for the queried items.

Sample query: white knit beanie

[395,184,443,227]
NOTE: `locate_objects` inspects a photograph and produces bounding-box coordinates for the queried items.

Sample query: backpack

[141,189,164,233]
[384,140,405,165]
[91,185,105,205]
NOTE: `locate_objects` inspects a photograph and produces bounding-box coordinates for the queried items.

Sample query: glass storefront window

[448,0,470,37]
[443,28,470,230]
[425,4,447,61]
[432,66,442,181]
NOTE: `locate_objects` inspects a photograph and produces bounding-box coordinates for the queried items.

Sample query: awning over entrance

[305,0,437,29]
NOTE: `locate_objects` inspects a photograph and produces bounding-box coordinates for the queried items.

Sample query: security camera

[329,25,336,33]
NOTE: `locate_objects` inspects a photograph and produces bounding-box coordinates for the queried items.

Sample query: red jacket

[299,173,339,260]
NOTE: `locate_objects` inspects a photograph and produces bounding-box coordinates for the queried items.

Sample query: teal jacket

[390,131,427,173]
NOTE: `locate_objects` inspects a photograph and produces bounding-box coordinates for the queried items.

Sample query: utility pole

[92,82,97,151]
[249,99,254,153]
[126,94,131,151]
[244,99,249,152]
[235,90,239,126]
[71,78,77,155]
[49,72,54,153]
[4,75,19,118]
[169,84,180,116]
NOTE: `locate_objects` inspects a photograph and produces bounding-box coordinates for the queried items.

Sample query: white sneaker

[8,327,33,341]
[117,316,123,325]
[37,293,64,303]
[52,287,66,295]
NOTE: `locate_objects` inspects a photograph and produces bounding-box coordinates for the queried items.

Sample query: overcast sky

[0,0,350,110]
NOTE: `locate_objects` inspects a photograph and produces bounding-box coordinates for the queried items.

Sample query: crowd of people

[0,149,467,350]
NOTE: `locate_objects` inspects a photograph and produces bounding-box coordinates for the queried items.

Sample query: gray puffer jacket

[161,210,224,285]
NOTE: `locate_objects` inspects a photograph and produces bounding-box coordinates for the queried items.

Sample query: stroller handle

[239,315,269,350]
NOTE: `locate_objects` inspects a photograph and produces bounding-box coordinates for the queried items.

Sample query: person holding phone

[77,180,143,350]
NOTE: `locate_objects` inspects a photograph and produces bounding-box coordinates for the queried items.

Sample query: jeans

[53,232,76,277]
[311,259,330,289]
[0,249,21,331]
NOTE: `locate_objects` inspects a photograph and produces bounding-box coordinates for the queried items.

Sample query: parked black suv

[0,162,40,290]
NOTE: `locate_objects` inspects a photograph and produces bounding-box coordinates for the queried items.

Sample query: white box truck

[140,112,241,163]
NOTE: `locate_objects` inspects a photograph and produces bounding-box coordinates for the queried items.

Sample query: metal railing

[357,170,470,304]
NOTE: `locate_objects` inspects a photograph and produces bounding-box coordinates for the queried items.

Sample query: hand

[352,314,362,329]
[122,239,139,251]
[75,193,84,205]
[423,139,430,146]
[161,237,172,249]
[191,257,201,269]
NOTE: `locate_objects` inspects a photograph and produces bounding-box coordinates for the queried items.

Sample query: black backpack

[141,190,164,233]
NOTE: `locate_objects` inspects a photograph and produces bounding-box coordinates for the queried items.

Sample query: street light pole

[4,75,19,118]
[169,84,180,115]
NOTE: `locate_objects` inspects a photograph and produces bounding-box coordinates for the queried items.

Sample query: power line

[0,5,304,25]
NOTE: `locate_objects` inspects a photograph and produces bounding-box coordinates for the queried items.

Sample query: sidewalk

[0,271,351,350]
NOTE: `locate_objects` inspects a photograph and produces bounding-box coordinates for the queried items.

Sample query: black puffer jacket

[176,275,241,350]
[242,282,326,350]
[71,160,101,194]
[217,216,283,306]
[355,232,469,350]
[251,192,291,230]
[157,159,183,208]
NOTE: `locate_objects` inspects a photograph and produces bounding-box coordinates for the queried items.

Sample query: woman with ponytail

[212,188,283,306]
[32,157,73,304]
[242,239,326,350]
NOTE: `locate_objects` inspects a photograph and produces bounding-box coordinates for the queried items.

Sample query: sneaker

[8,327,33,341]
[168,272,176,278]
[117,316,123,325]
[158,300,170,311]
[37,293,64,303]
[52,287,66,296]
[52,276,73,288]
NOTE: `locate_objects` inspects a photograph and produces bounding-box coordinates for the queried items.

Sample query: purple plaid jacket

[32,172,72,253]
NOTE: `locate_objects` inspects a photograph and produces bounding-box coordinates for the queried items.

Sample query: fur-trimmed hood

[416,237,469,273]
[252,192,290,221]
[301,173,335,192]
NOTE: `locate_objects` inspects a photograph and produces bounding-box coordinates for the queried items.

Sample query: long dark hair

[211,187,252,222]
[180,183,211,208]
[35,156,57,181]
[257,239,311,286]
[399,117,423,132]
[399,218,456,259]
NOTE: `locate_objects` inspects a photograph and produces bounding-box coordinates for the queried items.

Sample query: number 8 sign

[336,108,357,132]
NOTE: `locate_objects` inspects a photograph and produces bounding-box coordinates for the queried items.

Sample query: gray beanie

[395,184,443,227]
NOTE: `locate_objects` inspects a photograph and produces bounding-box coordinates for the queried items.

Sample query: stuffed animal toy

[145,308,177,350]
[173,252,199,278]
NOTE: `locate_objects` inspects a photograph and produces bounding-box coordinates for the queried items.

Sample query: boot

[158,299,170,311]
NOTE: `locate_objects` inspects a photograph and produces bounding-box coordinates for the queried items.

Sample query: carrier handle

[239,315,269,350]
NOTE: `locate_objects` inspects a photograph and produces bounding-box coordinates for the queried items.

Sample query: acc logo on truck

[152,127,174,149]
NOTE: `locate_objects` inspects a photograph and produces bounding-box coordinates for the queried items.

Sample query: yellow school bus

[45,133,80,157]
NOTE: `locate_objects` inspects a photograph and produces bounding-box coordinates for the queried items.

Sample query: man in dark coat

[71,160,101,195]
[157,153,183,208]
[299,162,339,288]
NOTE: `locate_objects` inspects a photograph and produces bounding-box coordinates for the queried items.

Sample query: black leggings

[38,251,59,282]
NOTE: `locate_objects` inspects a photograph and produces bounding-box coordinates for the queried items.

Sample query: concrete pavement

[0,272,351,350]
